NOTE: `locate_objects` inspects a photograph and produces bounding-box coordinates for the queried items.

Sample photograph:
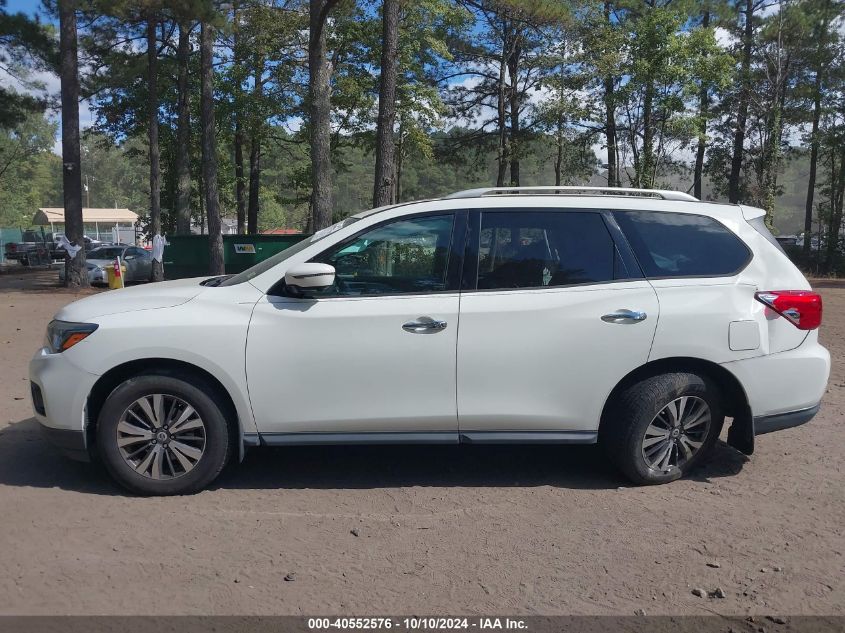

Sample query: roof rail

[445,186,698,202]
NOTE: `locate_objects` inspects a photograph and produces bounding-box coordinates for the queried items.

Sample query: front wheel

[601,372,724,485]
[96,374,231,495]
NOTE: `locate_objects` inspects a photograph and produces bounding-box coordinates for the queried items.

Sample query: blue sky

[7,0,44,18]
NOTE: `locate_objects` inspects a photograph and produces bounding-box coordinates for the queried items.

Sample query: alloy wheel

[641,396,711,472]
[116,394,207,480]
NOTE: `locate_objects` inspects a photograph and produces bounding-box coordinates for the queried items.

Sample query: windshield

[88,247,125,259]
[219,217,361,287]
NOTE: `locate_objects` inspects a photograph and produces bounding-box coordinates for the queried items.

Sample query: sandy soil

[0,267,842,616]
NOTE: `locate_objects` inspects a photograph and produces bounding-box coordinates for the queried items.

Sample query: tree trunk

[603,2,617,188]
[508,38,521,187]
[247,140,260,234]
[308,0,338,231]
[826,144,845,271]
[247,54,263,235]
[804,16,828,255]
[640,81,655,188]
[200,22,224,275]
[728,0,754,203]
[147,16,163,281]
[496,19,508,187]
[372,0,399,207]
[58,0,87,288]
[235,126,246,233]
[395,116,404,203]
[234,5,246,234]
[693,9,710,200]
[763,54,791,228]
[555,115,564,186]
[175,21,192,235]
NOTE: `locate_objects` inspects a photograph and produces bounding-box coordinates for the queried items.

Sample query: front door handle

[601,309,648,323]
[402,317,448,333]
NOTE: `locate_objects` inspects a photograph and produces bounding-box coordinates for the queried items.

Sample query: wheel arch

[600,356,753,453]
[86,358,243,461]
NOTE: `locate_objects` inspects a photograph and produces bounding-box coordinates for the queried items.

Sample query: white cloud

[1,47,95,155]
[713,27,734,49]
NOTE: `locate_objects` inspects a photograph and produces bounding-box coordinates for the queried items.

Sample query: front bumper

[29,347,100,460]
[58,267,106,284]
[39,425,89,461]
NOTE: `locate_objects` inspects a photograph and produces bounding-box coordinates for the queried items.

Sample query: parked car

[4,229,56,265]
[57,245,152,285]
[775,235,799,248]
[53,235,110,256]
[30,187,830,495]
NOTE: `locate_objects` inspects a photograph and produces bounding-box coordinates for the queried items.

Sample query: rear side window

[614,210,750,278]
[475,210,626,290]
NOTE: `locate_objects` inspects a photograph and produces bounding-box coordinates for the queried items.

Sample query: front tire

[601,372,724,485]
[96,373,231,495]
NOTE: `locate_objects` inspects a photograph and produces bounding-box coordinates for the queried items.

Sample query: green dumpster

[163,233,310,279]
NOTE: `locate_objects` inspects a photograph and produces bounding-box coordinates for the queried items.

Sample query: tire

[600,372,724,485]
[96,373,231,495]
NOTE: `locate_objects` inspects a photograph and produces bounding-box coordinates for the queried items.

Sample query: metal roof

[33,207,139,225]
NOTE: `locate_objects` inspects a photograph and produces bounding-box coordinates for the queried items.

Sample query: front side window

[613,210,751,278]
[475,210,623,290]
[311,214,455,296]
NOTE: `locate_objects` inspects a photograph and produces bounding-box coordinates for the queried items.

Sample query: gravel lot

[0,267,842,616]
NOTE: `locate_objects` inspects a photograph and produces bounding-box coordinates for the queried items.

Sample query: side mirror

[284,263,335,293]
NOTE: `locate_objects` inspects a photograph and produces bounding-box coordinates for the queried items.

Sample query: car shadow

[0,417,748,496]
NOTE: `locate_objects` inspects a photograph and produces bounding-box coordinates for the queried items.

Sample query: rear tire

[601,372,724,485]
[96,373,231,495]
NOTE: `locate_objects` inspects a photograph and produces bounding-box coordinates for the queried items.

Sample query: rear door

[456,208,659,437]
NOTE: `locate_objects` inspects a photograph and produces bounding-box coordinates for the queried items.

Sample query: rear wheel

[601,372,724,484]
[96,373,231,495]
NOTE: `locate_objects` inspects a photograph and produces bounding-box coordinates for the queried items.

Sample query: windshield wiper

[200,275,232,287]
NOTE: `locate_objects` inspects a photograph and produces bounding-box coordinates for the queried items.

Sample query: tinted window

[311,214,454,296]
[614,210,750,278]
[476,211,623,290]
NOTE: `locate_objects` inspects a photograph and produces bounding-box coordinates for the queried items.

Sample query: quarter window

[613,210,750,278]
[311,214,454,296]
[475,211,624,290]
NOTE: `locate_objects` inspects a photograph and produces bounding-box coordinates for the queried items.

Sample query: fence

[0,228,24,264]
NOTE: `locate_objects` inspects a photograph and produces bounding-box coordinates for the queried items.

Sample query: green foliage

[0,0,58,127]
[0,112,60,227]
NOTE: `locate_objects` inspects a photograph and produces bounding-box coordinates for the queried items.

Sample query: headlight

[45,320,98,353]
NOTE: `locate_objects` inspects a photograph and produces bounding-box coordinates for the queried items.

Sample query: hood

[55,277,211,321]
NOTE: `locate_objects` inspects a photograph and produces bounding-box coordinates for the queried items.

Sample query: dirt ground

[0,266,842,616]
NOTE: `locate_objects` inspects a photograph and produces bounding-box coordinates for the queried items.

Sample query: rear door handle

[601,309,647,323]
[402,317,448,333]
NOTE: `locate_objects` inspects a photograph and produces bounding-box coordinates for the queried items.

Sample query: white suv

[30,187,830,495]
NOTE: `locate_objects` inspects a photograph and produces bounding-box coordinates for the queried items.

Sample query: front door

[456,209,659,437]
[246,212,463,440]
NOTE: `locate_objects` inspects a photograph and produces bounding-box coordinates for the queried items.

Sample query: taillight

[755,290,823,330]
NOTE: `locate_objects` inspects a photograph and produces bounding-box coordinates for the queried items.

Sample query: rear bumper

[754,403,820,435]
[722,338,830,419]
